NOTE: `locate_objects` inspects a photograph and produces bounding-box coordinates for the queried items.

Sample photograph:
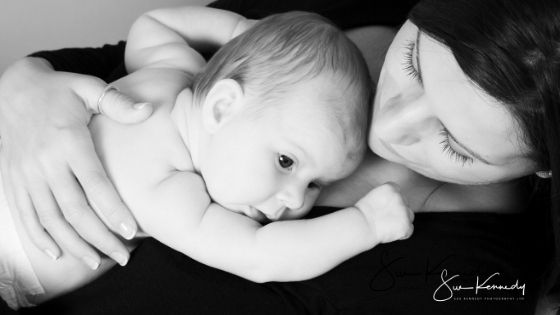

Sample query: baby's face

[201,75,359,223]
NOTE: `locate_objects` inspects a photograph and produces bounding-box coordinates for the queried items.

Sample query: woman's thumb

[96,86,153,124]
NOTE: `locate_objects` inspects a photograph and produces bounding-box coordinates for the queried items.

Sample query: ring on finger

[96,85,119,115]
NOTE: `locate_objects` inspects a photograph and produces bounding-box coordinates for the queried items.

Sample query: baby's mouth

[246,206,269,223]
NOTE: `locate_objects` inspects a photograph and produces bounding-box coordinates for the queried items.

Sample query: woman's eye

[439,129,475,166]
[278,154,294,170]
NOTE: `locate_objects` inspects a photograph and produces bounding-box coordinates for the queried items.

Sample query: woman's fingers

[99,88,153,124]
[66,130,137,241]
[28,184,102,270]
[47,168,130,266]
[0,59,142,267]
[26,178,104,269]
[8,172,61,260]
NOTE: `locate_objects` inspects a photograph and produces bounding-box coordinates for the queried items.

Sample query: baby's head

[193,11,372,222]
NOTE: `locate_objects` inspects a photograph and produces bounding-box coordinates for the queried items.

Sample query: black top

[16,209,546,315]
[6,1,547,314]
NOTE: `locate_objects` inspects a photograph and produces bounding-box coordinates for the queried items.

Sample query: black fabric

[18,208,546,315]
[29,42,127,80]
[16,0,548,314]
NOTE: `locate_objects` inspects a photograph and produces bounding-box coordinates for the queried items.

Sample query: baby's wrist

[348,205,379,246]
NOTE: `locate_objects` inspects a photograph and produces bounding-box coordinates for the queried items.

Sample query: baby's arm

[125,6,256,73]
[136,172,413,283]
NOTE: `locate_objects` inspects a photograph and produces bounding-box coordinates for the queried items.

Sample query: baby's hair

[193,11,373,161]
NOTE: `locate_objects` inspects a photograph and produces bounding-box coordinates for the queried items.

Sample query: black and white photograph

[0,0,557,314]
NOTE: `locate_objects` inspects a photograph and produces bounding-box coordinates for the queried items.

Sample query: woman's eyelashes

[403,39,422,85]
[277,154,295,171]
[438,129,475,166]
[403,37,472,167]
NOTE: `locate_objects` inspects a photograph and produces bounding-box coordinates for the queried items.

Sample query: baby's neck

[170,89,204,173]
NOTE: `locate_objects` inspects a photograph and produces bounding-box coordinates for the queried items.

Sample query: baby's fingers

[400,224,414,240]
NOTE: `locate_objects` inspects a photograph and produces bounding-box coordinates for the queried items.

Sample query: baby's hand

[354,183,414,244]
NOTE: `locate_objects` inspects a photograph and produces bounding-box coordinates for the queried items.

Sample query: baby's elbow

[240,259,288,283]
[243,264,313,283]
[242,267,274,284]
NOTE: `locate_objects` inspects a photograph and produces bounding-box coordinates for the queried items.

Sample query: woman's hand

[0,57,153,268]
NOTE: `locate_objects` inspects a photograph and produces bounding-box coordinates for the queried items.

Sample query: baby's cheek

[202,163,240,204]
[205,166,269,205]
[242,171,277,201]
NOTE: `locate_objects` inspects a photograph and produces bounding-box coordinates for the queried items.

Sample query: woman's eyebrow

[446,128,494,165]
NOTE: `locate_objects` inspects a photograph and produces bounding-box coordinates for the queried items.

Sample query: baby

[0,7,413,309]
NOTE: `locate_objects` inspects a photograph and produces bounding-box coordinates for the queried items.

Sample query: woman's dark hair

[409,0,560,311]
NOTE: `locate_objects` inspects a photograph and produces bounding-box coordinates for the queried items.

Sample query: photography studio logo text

[432,269,526,302]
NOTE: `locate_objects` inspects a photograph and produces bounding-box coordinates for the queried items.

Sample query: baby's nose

[278,187,305,210]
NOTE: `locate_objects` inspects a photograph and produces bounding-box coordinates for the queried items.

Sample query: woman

[0,0,555,314]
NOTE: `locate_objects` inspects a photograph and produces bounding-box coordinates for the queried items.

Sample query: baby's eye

[278,154,294,170]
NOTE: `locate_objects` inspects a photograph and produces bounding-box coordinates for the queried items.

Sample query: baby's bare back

[13,68,196,304]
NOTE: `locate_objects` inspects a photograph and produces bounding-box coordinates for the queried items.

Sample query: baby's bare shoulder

[114,68,194,109]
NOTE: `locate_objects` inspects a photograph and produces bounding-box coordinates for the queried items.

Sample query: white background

[0,0,212,73]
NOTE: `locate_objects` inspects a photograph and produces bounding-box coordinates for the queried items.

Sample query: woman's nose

[374,91,439,145]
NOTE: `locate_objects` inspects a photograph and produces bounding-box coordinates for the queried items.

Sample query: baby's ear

[201,79,244,133]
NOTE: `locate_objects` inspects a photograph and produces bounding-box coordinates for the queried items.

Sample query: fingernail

[112,252,129,266]
[120,222,135,240]
[44,249,59,260]
[82,256,100,270]
[133,102,150,110]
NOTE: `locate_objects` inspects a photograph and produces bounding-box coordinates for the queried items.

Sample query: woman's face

[369,21,538,185]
